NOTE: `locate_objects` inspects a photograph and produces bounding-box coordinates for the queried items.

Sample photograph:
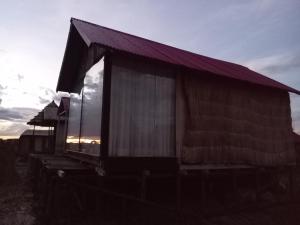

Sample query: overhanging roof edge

[71,17,92,47]
[58,18,300,95]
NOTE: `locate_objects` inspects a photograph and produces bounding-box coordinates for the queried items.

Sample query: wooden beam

[100,51,112,159]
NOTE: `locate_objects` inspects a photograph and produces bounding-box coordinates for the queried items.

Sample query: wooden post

[275,167,281,203]
[32,125,36,153]
[176,170,185,225]
[176,171,182,211]
[232,170,238,202]
[201,170,207,211]
[100,52,112,159]
[255,168,260,202]
[140,170,150,200]
[120,198,127,225]
[289,166,295,201]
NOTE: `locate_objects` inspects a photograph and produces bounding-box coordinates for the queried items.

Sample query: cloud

[0,106,39,122]
[0,84,7,105]
[38,86,69,106]
[293,118,300,133]
[17,74,24,82]
[246,52,300,75]
[38,86,70,106]
[294,112,300,121]
[244,52,300,99]
[0,121,30,137]
[39,96,51,105]
[0,84,7,94]
[53,91,69,104]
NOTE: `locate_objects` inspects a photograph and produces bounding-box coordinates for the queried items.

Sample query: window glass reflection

[66,92,82,151]
[80,58,104,156]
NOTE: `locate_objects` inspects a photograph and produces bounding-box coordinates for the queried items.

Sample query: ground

[0,161,35,225]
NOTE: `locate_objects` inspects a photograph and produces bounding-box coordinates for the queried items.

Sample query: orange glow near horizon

[66,136,101,144]
[0,135,20,140]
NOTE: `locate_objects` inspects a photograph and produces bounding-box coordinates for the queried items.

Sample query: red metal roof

[68,18,299,94]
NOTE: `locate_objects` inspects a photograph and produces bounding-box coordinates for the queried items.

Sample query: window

[66,92,82,151]
[66,57,104,156]
[80,58,104,156]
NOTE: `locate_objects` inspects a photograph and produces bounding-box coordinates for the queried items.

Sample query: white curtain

[109,62,175,157]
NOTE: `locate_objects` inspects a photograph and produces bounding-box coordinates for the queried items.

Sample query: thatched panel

[181,73,295,165]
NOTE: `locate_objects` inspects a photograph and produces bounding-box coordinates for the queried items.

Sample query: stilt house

[56,18,300,173]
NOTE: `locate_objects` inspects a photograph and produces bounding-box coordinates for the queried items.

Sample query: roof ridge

[71,17,245,68]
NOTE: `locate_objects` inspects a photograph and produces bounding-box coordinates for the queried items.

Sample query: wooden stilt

[232,170,238,201]
[140,170,150,200]
[176,171,182,211]
[176,170,184,225]
[255,168,260,202]
[275,167,281,202]
[201,170,207,210]
[289,166,295,201]
[120,198,127,225]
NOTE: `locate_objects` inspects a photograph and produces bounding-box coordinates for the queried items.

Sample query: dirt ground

[0,161,36,225]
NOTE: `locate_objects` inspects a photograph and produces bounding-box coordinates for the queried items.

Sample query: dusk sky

[0,0,300,139]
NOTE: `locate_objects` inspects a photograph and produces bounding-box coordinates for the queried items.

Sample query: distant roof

[45,101,58,108]
[27,101,58,126]
[57,97,70,116]
[21,129,52,137]
[57,18,300,95]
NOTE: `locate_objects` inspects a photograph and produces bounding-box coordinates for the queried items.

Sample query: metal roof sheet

[57,97,70,115]
[62,18,299,94]
[21,129,52,136]
[27,101,58,126]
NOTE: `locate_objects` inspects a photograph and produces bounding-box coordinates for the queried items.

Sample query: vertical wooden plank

[100,51,112,159]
